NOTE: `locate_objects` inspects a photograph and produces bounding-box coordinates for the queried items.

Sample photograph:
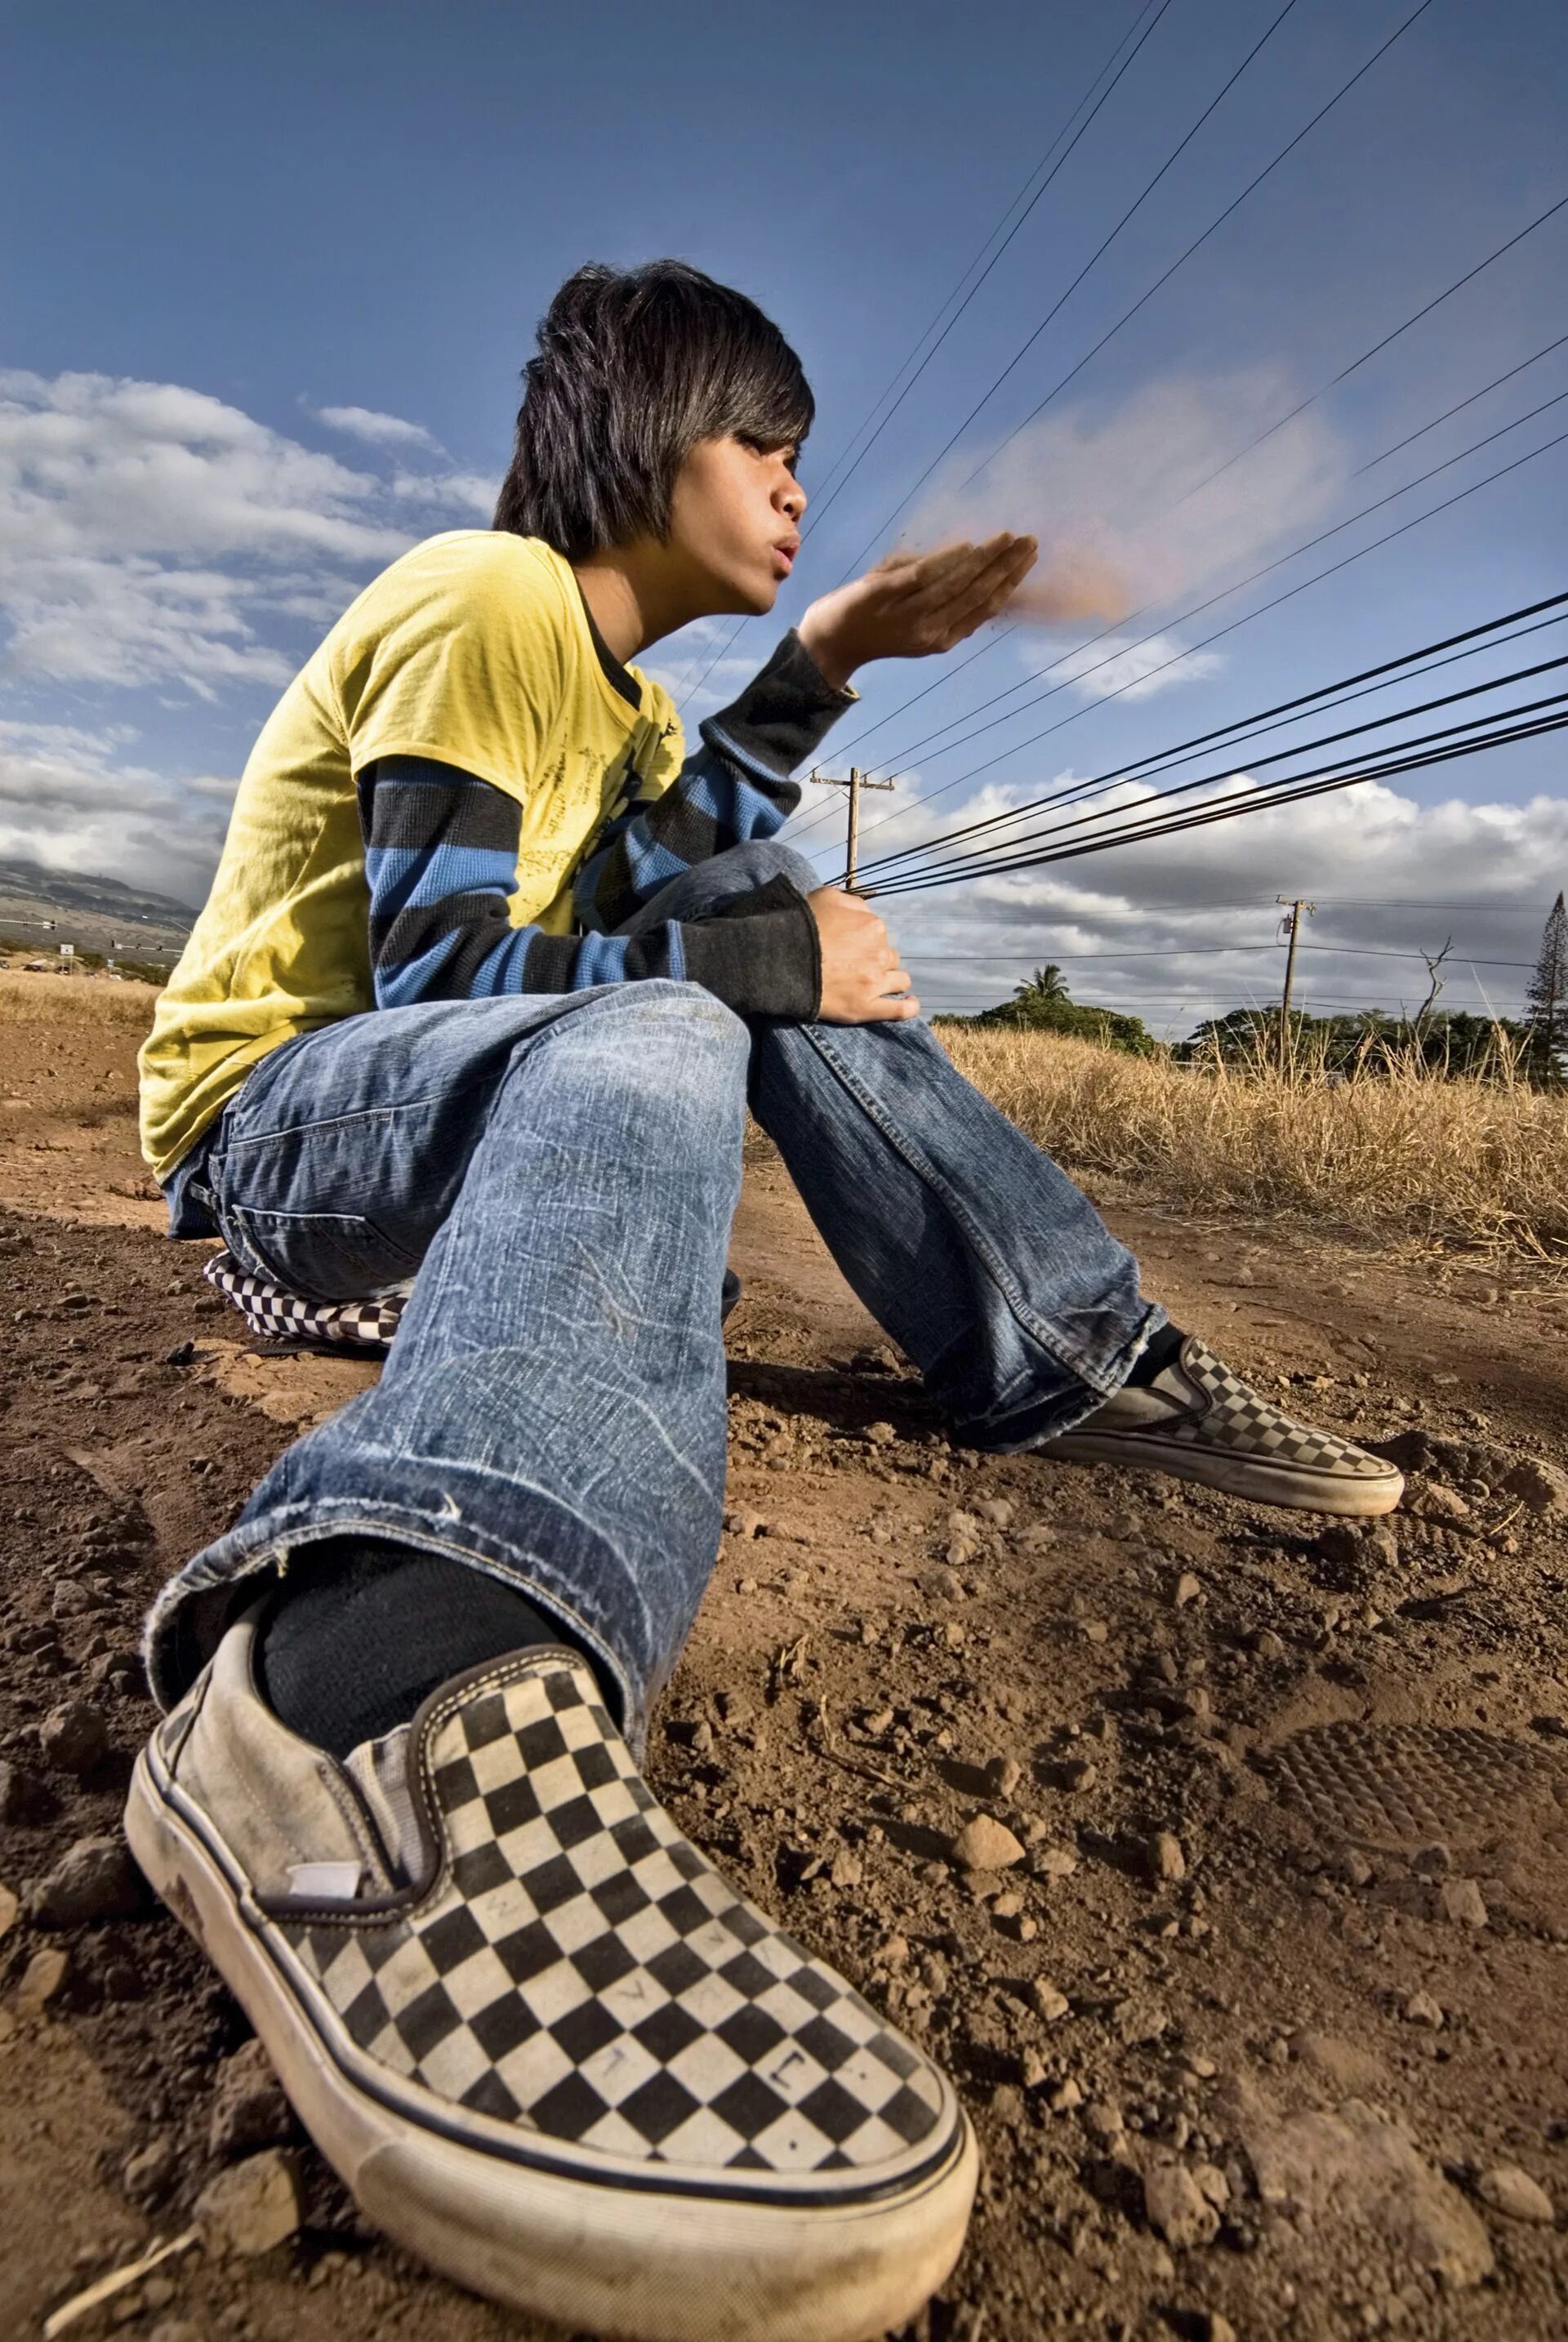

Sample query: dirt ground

[2,983,1567,2342]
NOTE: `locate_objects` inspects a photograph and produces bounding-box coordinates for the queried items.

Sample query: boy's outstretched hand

[808,887,920,1024]
[797,532,1038,691]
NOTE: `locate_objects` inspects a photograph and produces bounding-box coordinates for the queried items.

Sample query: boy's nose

[778,475,805,523]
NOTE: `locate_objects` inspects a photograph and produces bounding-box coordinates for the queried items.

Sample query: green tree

[1525,890,1568,1084]
[1013,962,1069,1006]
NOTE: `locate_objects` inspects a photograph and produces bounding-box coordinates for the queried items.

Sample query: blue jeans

[148,843,1159,1756]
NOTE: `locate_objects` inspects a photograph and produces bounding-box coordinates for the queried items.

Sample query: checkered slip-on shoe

[1040,1334,1404,1516]
[126,1614,975,2341]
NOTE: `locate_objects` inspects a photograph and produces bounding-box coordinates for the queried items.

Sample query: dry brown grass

[942,1024,1568,1258]
[0,969,162,1027]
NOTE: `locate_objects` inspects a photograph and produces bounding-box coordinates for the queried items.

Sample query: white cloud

[788,770,1568,1035]
[315,403,443,452]
[0,370,489,698]
[1042,630,1225,703]
[0,717,238,906]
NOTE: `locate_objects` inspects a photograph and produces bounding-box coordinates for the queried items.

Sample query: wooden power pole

[809,766,895,892]
[1276,896,1316,1070]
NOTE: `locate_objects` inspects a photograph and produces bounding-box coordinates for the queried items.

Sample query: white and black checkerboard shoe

[126,1615,976,2340]
[1040,1334,1404,1516]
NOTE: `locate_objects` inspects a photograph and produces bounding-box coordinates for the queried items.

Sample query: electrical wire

[873,681,1568,893]
[867,701,1568,896]
[668,0,1174,711]
[833,0,1434,582]
[821,407,1568,867]
[792,201,1568,815]
[853,591,1568,882]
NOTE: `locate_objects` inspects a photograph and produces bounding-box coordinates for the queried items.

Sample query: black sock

[256,1538,591,1760]
[1126,1323,1187,1387]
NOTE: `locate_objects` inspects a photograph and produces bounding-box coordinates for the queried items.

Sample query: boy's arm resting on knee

[572,630,854,937]
[360,754,822,1018]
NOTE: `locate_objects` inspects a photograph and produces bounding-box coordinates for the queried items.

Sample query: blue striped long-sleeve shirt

[357,629,850,1019]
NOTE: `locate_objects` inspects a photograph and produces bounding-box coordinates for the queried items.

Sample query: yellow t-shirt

[138,532,684,1182]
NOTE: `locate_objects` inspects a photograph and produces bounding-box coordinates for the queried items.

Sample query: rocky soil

[2,988,1567,2342]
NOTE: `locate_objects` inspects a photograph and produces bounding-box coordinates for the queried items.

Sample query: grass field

[942,1023,1568,1258]
[5,968,1562,1258]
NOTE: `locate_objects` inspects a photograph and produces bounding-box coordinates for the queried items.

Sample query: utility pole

[809,766,895,893]
[1276,896,1316,1071]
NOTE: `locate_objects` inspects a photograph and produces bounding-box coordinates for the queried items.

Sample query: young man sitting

[130,260,1401,2342]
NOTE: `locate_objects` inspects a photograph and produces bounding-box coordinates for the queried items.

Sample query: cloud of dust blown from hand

[904,374,1349,633]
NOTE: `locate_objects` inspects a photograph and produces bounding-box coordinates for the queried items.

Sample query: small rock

[989,1890,1025,1919]
[724,1508,767,1538]
[1192,2162,1231,2209]
[196,2148,301,2257]
[1083,2098,1125,2144]
[1293,2032,1388,2093]
[986,1753,1023,1797]
[950,1814,1025,1871]
[988,2082,1023,2122]
[947,1508,982,1537]
[14,1945,70,2015]
[1432,1877,1487,1928]
[827,1848,863,1890]
[209,2038,295,2158]
[862,1422,897,1447]
[918,1567,965,1601]
[0,1760,39,1823]
[1049,2077,1083,2113]
[1502,1458,1568,1513]
[39,1699,109,1774]
[1032,1845,1078,1878]
[1250,1628,1285,1659]
[0,1883,17,1940]
[1019,2046,1049,2090]
[33,1835,145,1926]
[1061,1758,1098,1792]
[1474,2164,1554,2224]
[164,1339,198,1367]
[1017,1524,1057,1552]
[1419,1482,1470,1522]
[1030,1979,1071,2024]
[1082,1620,1110,1645]
[1173,1572,1202,1608]
[1411,1842,1451,1877]
[122,2136,179,2202]
[1148,1830,1187,1884]
[1194,2315,1237,2342]
[976,1498,1014,1527]
[1143,2162,1221,2249]
[1339,1846,1374,1887]
[940,1619,967,1650]
[1403,1990,1445,2028]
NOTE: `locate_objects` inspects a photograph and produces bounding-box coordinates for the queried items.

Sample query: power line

[853,590,1568,883]
[877,680,1568,893]
[902,945,1536,966]
[668,0,1174,711]
[835,0,1435,580]
[830,407,1568,862]
[1180,192,1568,504]
[870,382,1568,790]
[795,195,1568,813]
[869,700,1568,897]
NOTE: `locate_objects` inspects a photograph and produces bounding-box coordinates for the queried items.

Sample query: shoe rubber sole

[1042,1431,1404,1516]
[126,1751,978,2342]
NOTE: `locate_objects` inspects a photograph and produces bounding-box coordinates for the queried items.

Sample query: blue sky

[2,0,1565,1028]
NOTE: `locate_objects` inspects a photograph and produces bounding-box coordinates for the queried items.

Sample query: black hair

[493,260,813,559]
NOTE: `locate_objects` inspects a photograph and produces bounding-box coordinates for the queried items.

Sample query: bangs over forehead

[495,260,814,560]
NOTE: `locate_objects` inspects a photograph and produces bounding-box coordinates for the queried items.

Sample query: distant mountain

[0,857,196,958]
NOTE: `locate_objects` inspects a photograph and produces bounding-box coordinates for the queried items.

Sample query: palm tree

[1013,963,1068,1004]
